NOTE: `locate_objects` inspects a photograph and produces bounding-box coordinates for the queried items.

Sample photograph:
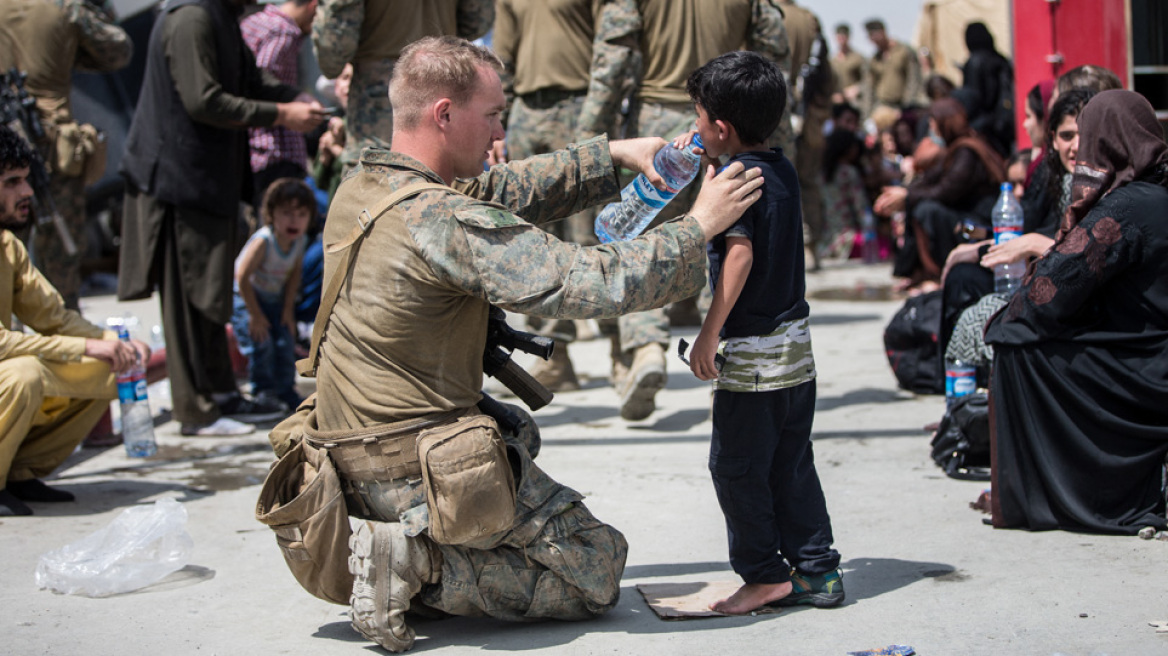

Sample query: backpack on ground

[883,290,944,394]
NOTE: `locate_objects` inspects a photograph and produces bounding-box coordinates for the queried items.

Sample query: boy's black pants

[709,380,840,584]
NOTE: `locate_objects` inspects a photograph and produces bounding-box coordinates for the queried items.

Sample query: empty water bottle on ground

[945,358,977,409]
[860,207,879,263]
[991,182,1025,294]
[115,325,157,458]
[594,134,704,243]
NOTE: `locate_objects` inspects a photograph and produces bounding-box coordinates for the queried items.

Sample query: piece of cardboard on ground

[636,581,780,620]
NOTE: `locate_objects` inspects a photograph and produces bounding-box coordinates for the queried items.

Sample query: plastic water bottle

[116,326,157,458]
[992,182,1025,294]
[594,134,704,242]
[945,358,977,409]
[860,207,879,263]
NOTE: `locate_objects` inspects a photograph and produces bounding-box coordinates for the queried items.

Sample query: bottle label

[631,174,676,209]
[117,375,148,403]
[945,366,977,399]
[994,226,1022,244]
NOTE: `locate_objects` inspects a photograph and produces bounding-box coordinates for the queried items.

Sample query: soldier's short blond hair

[390,36,503,130]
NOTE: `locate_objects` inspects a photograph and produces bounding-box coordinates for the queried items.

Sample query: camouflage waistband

[713,318,816,393]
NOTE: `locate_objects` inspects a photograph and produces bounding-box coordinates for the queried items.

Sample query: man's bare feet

[709,581,793,615]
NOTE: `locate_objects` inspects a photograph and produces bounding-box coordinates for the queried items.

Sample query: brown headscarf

[929,97,1006,184]
[1063,90,1168,234]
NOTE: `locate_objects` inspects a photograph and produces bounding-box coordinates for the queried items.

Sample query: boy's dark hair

[686,51,786,146]
[261,177,316,226]
[0,125,34,173]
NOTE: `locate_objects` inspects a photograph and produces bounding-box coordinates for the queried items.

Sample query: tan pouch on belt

[54,122,106,184]
[417,414,516,545]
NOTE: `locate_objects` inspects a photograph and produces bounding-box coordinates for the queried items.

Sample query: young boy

[231,178,314,411]
[682,51,843,615]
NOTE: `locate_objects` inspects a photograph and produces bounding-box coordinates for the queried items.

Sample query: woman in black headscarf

[984,90,1168,534]
[960,22,1014,157]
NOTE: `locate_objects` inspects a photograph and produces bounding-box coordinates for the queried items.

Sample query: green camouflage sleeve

[68,0,132,73]
[453,136,618,225]
[749,0,795,154]
[456,0,495,41]
[576,0,641,140]
[313,0,363,78]
[413,199,707,321]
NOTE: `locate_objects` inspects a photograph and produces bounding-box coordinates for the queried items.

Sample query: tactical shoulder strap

[297,182,449,377]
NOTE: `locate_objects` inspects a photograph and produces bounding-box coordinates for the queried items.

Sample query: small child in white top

[230,177,314,410]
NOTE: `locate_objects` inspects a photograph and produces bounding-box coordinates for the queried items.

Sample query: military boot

[617,342,666,421]
[528,340,580,392]
[348,520,441,653]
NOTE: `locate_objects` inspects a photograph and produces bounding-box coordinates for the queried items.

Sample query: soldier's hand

[85,338,138,374]
[609,137,668,190]
[276,100,327,133]
[689,162,765,241]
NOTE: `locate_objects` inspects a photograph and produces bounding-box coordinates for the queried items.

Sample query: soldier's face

[448,66,507,178]
[0,166,34,230]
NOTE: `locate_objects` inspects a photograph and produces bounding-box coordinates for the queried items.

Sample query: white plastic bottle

[991,182,1025,294]
[594,134,704,242]
[116,326,157,458]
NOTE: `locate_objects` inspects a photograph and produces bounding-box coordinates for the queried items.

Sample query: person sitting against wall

[874,98,1005,292]
[939,90,1093,368]
[984,90,1168,534]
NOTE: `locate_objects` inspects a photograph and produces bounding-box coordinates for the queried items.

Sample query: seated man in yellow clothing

[0,126,149,516]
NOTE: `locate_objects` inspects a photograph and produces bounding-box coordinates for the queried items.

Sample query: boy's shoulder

[730,149,798,199]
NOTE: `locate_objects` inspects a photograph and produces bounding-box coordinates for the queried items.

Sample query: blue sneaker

[773,568,845,608]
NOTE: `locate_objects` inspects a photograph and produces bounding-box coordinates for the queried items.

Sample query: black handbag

[930,392,991,481]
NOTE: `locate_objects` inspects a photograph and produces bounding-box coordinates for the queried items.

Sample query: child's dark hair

[261,177,316,226]
[0,126,34,173]
[686,51,786,146]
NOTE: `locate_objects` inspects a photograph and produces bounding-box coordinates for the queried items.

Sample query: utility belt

[517,87,585,109]
[305,406,518,546]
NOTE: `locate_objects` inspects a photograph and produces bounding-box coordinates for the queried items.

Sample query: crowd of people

[1,0,1166,652]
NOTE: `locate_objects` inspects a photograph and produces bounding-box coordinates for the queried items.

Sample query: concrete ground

[2,261,1166,656]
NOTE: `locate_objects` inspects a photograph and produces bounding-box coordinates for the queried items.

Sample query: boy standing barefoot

[681,51,843,615]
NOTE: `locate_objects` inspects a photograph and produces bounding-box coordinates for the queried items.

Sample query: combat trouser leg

[341,58,396,174]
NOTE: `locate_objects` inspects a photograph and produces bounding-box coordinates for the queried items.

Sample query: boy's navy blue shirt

[706,148,809,339]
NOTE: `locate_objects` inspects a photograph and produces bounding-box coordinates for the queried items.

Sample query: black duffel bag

[930,392,991,481]
[884,290,944,394]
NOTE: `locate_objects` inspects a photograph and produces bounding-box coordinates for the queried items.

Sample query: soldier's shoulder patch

[454,204,524,229]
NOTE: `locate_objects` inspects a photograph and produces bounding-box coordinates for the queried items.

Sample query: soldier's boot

[617,342,667,421]
[348,520,441,653]
[528,340,580,392]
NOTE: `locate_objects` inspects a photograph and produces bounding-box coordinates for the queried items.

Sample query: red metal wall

[1011,0,1130,148]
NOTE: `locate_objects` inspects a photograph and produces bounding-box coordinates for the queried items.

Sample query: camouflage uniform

[316,136,709,617]
[312,0,494,172]
[0,0,132,309]
[576,0,792,354]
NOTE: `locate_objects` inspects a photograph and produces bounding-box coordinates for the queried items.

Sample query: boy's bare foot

[709,581,793,615]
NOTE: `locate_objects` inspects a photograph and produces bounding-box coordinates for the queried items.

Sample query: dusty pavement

[2,261,1166,656]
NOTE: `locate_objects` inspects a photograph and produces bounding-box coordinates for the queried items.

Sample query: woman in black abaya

[984,90,1168,534]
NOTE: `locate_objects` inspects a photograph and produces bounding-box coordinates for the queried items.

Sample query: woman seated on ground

[874,98,1005,292]
[939,90,1094,366]
[820,129,868,260]
[984,90,1168,534]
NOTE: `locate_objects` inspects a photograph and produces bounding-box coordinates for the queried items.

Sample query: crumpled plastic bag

[35,497,194,597]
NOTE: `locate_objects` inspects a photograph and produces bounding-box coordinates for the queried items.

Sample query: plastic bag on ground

[35,497,194,597]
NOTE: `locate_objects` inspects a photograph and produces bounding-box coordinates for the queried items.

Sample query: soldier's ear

[433,98,454,130]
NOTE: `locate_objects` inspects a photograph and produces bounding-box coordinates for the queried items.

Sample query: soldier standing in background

[576,0,791,422]
[0,0,132,310]
[861,18,923,124]
[312,0,494,173]
[492,0,602,392]
[831,23,865,106]
[779,0,830,270]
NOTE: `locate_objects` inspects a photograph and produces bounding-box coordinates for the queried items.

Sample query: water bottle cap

[1001,182,1013,192]
[691,133,704,149]
[117,326,131,341]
